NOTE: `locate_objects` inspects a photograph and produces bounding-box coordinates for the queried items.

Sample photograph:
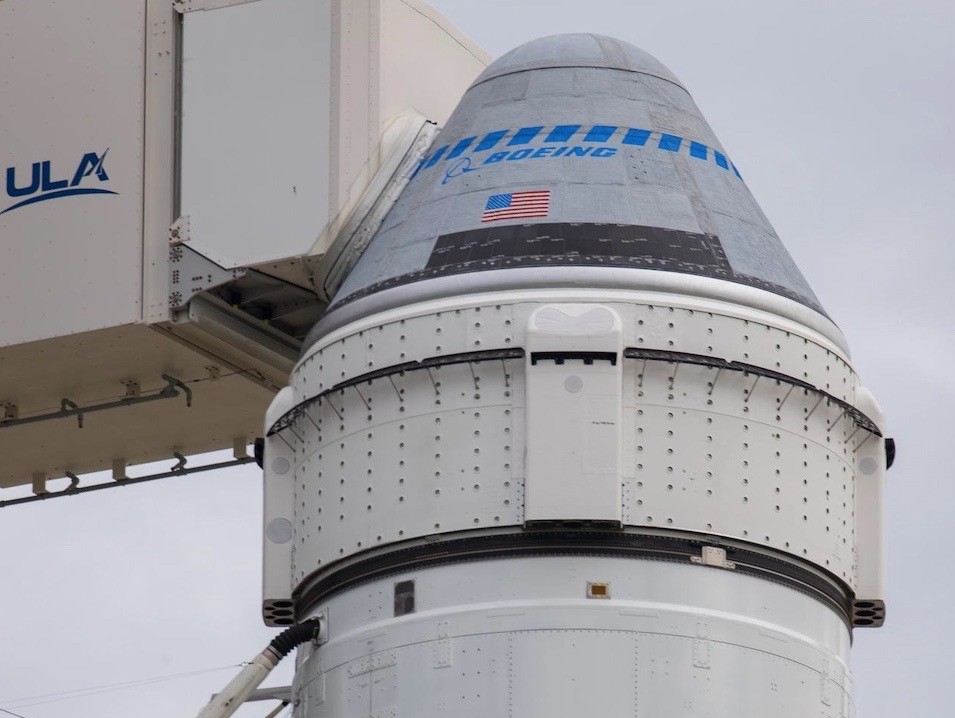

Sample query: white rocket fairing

[261,34,890,717]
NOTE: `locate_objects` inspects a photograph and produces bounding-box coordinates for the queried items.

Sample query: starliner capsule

[262,34,891,717]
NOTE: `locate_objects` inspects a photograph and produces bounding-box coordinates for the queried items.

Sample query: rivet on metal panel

[692,621,711,669]
[820,658,833,706]
[433,621,452,668]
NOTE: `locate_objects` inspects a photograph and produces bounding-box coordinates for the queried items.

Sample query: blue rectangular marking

[689,142,708,159]
[446,137,476,159]
[583,125,617,142]
[659,134,683,152]
[508,126,545,145]
[424,145,449,168]
[545,124,581,143]
[622,128,651,146]
[474,130,508,152]
[714,151,729,169]
[485,193,512,210]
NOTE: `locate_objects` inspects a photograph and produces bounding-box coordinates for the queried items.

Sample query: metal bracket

[169,214,190,243]
[60,398,83,428]
[243,686,293,703]
[1,402,18,420]
[31,472,48,496]
[690,546,736,570]
[168,243,246,311]
[171,452,188,472]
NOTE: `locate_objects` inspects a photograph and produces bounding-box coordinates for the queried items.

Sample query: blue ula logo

[2,149,118,215]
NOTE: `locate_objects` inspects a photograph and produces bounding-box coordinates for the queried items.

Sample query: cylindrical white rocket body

[262,35,888,717]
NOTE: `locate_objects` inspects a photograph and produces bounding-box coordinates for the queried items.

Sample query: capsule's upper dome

[309,33,838,351]
[471,33,684,90]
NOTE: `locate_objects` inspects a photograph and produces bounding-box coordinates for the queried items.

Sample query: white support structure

[0,0,489,492]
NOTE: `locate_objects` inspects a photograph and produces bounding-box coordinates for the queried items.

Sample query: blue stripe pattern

[424,145,449,167]
[659,134,682,152]
[583,125,617,142]
[622,128,651,146]
[447,137,476,159]
[545,124,581,142]
[416,123,741,180]
[508,126,544,145]
[475,130,508,151]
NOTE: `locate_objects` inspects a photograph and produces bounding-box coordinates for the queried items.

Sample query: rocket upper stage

[316,34,827,340]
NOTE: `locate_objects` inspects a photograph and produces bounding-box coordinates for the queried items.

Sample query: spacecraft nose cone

[470,33,684,89]
[318,34,833,349]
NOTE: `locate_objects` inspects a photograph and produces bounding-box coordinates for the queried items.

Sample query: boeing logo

[416,123,744,185]
[1,149,117,216]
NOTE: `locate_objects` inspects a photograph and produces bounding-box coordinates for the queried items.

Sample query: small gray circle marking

[266,518,294,544]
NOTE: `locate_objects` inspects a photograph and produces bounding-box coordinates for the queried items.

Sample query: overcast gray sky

[2,1,953,716]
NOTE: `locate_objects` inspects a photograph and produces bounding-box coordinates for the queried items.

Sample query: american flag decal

[481,190,550,223]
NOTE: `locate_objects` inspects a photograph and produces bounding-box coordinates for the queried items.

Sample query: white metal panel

[262,386,297,623]
[524,305,623,523]
[0,0,146,346]
[275,289,874,594]
[853,386,887,612]
[290,361,523,582]
[179,0,332,268]
[143,0,178,323]
[297,557,852,718]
